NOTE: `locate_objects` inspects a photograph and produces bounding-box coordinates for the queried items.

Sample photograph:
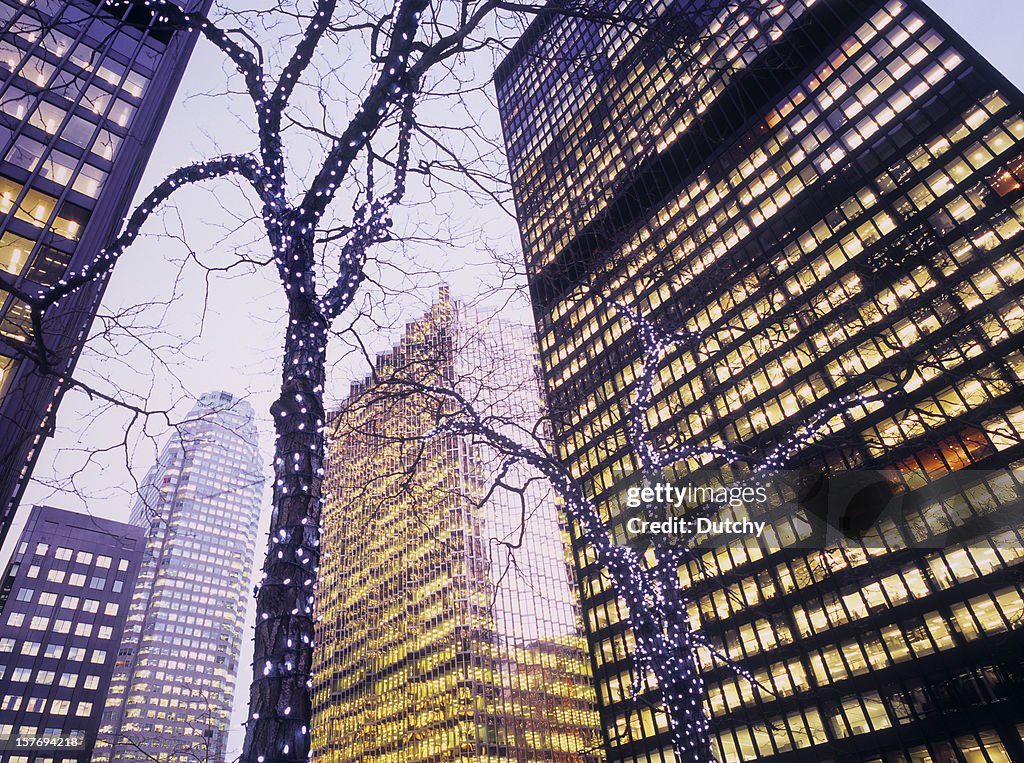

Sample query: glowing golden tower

[312,290,601,763]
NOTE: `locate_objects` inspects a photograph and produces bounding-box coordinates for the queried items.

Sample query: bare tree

[1,0,524,759]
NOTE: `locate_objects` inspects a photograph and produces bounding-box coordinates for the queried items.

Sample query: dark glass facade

[0,0,210,546]
[0,504,145,762]
[496,0,1024,761]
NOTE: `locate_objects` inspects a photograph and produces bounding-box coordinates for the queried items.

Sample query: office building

[0,0,211,545]
[92,391,263,763]
[0,504,146,762]
[312,289,600,763]
[496,0,1024,761]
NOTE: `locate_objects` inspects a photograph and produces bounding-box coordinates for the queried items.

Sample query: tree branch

[34,154,264,309]
[298,0,430,223]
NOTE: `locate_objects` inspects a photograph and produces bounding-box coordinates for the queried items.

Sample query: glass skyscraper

[0,504,145,762]
[312,289,600,763]
[91,391,263,763]
[0,0,210,545]
[496,0,1024,761]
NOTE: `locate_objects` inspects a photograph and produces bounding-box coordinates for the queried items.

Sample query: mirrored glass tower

[312,289,601,763]
[92,391,263,763]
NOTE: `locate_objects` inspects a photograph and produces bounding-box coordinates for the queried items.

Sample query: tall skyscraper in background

[92,391,263,763]
[496,0,1024,761]
[0,504,145,761]
[0,0,211,545]
[312,289,600,763]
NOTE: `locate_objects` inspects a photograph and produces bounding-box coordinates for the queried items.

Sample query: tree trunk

[655,559,716,763]
[550,468,716,762]
[241,249,327,763]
